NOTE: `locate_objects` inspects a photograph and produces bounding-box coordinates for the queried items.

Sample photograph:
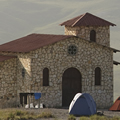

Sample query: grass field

[68,115,120,120]
[0,109,120,120]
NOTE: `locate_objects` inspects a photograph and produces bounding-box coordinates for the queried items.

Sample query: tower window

[95,67,101,85]
[43,68,49,86]
[90,30,96,42]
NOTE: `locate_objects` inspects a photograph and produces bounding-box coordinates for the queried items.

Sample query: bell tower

[60,13,116,47]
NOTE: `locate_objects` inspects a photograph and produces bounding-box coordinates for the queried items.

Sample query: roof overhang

[113,60,120,65]
[111,48,120,53]
[0,55,17,62]
[83,38,120,53]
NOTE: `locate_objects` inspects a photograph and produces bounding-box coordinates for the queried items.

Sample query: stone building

[0,12,119,108]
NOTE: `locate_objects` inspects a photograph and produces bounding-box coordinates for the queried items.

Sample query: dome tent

[109,97,120,111]
[69,93,97,116]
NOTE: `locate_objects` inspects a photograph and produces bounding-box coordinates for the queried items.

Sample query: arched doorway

[62,67,82,107]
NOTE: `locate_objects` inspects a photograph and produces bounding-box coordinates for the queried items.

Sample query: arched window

[95,67,101,85]
[90,30,96,42]
[22,68,25,78]
[43,68,49,86]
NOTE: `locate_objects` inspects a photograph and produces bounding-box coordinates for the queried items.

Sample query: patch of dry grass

[0,108,54,120]
[79,115,120,120]
[0,109,120,120]
[37,111,55,118]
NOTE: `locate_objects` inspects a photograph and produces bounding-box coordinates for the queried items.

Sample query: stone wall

[30,37,113,108]
[0,52,32,108]
[0,52,32,93]
[17,53,32,93]
[65,26,110,47]
[0,58,17,108]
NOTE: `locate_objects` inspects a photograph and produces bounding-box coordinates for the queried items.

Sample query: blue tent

[69,93,96,116]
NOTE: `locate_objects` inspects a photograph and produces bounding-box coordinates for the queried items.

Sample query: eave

[113,60,120,65]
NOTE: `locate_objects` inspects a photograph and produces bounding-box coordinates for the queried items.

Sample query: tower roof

[60,13,116,27]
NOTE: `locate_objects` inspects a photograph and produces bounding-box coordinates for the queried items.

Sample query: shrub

[37,112,54,118]
[90,115,111,120]
[15,110,24,116]
[111,116,120,120]
[7,112,15,120]
[68,115,76,120]
[80,116,89,120]
[79,115,120,120]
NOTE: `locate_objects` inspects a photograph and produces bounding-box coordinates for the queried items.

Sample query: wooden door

[62,68,82,107]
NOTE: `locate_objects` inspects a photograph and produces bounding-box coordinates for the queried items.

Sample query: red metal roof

[0,34,74,53]
[60,12,116,27]
[0,55,16,62]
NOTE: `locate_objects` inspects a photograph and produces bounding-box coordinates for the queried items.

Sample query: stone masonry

[0,58,17,108]
[65,26,110,47]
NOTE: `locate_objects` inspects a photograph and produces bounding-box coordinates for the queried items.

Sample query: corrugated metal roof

[0,34,74,53]
[0,55,16,62]
[60,12,116,27]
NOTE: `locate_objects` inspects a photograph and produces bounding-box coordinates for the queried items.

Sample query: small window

[43,68,49,86]
[22,68,25,78]
[95,67,101,85]
[90,30,96,42]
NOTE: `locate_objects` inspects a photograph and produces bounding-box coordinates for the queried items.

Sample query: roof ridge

[72,13,86,26]
[27,33,74,36]
[60,13,85,26]
[87,12,116,26]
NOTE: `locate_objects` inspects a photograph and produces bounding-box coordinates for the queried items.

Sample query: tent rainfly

[69,93,97,116]
[109,97,120,111]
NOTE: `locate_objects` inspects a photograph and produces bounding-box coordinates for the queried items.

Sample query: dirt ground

[24,108,120,120]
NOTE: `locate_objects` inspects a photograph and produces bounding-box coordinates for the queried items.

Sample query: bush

[90,115,109,120]
[111,116,120,120]
[80,116,89,120]
[7,112,15,120]
[15,110,24,116]
[68,115,76,120]
[79,115,113,120]
[37,112,54,118]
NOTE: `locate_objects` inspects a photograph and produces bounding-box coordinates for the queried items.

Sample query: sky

[0,0,120,100]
